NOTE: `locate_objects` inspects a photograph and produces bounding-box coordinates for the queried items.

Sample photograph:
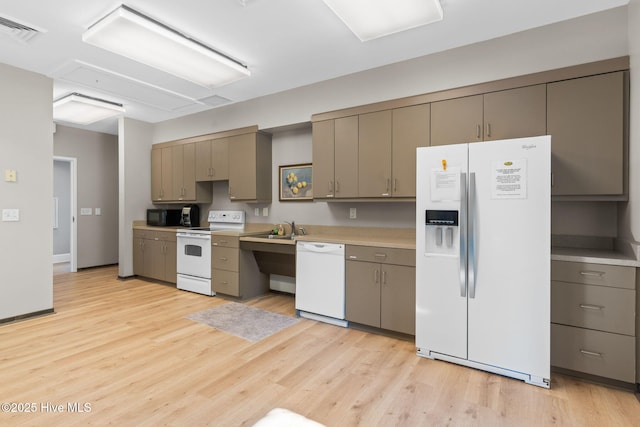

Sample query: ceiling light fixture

[82,5,250,88]
[322,0,443,42]
[53,93,125,125]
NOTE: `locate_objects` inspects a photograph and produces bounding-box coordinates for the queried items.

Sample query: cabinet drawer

[551,261,635,289]
[551,281,635,335]
[150,230,177,242]
[212,247,239,272]
[133,230,148,239]
[551,324,636,383]
[346,245,415,266]
[211,235,239,248]
[212,269,240,297]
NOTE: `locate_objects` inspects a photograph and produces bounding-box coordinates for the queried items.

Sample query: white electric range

[176,210,245,295]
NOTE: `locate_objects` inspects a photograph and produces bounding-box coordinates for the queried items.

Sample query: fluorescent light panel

[82,5,250,88]
[53,93,125,125]
[323,0,443,41]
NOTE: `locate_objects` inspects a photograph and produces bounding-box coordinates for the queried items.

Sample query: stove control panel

[208,210,245,225]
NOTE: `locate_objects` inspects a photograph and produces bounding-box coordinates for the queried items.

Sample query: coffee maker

[180,204,200,227]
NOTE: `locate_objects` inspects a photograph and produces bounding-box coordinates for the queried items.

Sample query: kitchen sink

[253,233,295,240]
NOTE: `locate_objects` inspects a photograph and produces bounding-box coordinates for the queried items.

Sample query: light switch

[349,208,357,219]
[4,169,17,182]
[80,208,92,216]
[95,208,102,216]
[262,207,269,217]
[254,208,260,216]
[2,209,19,221]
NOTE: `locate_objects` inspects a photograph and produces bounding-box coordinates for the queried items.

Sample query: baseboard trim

[52,253,70,263]
[0,308,55,325]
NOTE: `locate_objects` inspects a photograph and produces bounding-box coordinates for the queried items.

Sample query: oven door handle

[176,233,211,240]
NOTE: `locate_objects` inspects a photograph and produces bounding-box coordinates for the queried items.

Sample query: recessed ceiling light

[322,0,443,41]
[53,93,125,125]
[82,5,250,88]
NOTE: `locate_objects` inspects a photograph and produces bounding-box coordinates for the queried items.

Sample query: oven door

[176,233,211,279]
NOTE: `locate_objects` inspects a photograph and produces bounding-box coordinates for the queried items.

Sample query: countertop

[133,222,640,266]
[240,225,415,250]
[551,247,640,267]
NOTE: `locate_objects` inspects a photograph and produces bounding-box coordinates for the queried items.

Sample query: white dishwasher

[295,241,347,327]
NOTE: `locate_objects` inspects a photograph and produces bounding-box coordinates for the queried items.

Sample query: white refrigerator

[415,136,551,388]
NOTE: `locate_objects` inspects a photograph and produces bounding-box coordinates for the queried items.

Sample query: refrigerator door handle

[468,172,477,299]
[459,172,467,298]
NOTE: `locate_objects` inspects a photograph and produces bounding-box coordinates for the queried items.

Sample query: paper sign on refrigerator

[491,159,527,199]
[430,167,461,202]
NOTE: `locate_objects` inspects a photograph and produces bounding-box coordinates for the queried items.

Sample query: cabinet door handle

[336,181,340,193]
[580,270,605,277]
[221,281,229,285]
[374,253,387,258]
[580,349,603,358]
[219,257,228,261]
[212,168,216,177]
[374,269,379,283]
[579,304,604,310]
[476,124,481,139]
[382,178,390,196]
[393,178,397,193]
[486,123,491,138]
[382,270,387,285]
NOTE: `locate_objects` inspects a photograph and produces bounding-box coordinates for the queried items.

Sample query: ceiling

[0,0,629,134]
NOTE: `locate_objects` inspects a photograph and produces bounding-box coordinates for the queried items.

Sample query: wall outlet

[254,208,260,216]
[349,207,357,219]
[2,208,19,222]
[262,207,269,217]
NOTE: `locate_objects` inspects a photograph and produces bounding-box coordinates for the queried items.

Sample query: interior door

[467,136,550,378]
[415,143,469,359]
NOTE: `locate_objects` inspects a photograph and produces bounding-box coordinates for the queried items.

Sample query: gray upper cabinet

[358,110,392,198]
[334,116,359,198]
[312,116,359,199]
[195,137,229,182]
[228,132,272,202]
[431,94,483,146]
[391,104,430,197]
[483,84,546,141]
[311,120,335,199]
[312,58,628,201]
[547,71,626,198]
[357,106,431,198]
[431,85,546,146]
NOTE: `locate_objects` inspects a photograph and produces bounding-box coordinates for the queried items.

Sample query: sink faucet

[284,221,296,237]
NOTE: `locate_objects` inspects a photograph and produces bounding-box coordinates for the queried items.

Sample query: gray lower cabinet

[345,245,415,335]
[211,235,267,299]
[551,260,636,383]
[133,229,177,283]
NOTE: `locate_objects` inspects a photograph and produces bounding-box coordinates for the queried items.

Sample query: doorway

[53,156,77,273]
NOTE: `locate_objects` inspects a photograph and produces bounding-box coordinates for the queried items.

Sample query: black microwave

[147,209,182,227]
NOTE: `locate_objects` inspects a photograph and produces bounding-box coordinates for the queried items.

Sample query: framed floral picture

[279,163,313,201]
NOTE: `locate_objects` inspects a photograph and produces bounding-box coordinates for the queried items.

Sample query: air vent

[0,16,41,42]
[199,95,232,107]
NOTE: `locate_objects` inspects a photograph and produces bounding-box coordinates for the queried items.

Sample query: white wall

[153,8,628,233]
[54,126,119,268]
[0,63,53,320]
[118,118,155,277]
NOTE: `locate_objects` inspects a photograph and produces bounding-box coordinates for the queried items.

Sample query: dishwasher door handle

[298,242,344,254]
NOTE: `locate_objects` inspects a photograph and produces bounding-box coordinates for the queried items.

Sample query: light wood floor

[0,265,638,426]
